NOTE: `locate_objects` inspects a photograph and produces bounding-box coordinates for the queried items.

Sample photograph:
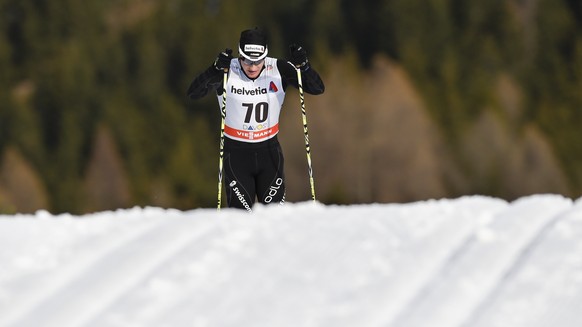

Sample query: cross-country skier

[187,27,325,211]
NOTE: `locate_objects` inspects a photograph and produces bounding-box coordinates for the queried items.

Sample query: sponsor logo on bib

[231,86,267,96]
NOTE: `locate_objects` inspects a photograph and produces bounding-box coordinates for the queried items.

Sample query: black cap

[238,28,268,61]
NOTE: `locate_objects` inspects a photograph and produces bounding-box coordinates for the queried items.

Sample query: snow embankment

[1,194,581,327]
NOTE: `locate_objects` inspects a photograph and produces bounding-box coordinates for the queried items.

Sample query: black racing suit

[187,59,324,210]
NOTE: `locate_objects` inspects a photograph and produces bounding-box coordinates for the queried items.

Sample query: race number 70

[243,102,269,123]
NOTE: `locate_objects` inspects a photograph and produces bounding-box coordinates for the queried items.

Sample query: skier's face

[240,58,264,78]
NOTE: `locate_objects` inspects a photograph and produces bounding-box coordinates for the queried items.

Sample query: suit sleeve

[186,65,224,99]
[277,59,325,95]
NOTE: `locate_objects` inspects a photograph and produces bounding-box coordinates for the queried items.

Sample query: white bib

[217,57,286,143]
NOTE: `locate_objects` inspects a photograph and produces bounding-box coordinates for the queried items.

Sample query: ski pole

[217,68,228,210]
[296,67,316,202]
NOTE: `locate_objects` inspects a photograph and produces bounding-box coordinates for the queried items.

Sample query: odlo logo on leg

[264,178,284,204]
[229,181,252,212]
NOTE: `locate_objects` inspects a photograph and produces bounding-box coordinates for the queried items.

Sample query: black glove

[289,44,309,70]
[214,48,233,71]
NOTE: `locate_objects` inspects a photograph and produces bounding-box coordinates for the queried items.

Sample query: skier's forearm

[187,65,222,99]
[300,68,325,95]
[277,59,325,95]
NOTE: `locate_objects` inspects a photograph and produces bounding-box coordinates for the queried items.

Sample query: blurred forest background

[0,0,581,214]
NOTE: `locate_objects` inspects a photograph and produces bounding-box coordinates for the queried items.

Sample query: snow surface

[1,194,582,327]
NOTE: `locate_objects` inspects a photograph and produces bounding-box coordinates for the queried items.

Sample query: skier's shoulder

[274,58,296,78]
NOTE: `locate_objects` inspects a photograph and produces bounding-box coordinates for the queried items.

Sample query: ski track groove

[360,197,509,327]
[388,195,573,327]
[85,214,266,327]
[2,196,579,327]
[0,213,165,327]
[460,199,577,327]
[4,211,218,327]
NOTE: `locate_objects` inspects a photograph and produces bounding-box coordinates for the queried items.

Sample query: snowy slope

[1,194,581,327]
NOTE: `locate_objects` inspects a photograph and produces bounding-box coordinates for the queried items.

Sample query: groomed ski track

[1,194,581,327]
